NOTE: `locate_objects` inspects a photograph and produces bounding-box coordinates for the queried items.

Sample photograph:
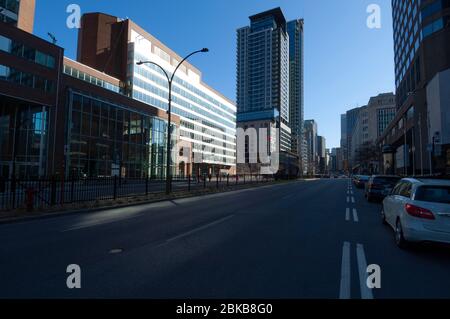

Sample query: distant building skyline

[27,1,398,149]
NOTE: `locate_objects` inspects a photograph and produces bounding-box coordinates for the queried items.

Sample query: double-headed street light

[137,48,209,195]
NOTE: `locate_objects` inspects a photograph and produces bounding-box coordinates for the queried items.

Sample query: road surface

[1,179,450,298]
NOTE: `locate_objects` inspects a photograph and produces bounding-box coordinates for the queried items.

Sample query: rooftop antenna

[48,32,57,45]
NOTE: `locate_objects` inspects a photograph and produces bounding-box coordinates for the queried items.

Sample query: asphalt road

[1,179,450,299]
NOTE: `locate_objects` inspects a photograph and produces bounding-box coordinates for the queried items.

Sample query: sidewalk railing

[0,174,276,212]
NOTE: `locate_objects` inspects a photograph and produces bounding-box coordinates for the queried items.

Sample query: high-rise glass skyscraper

[287,19,305,171]
[236,7,292,154]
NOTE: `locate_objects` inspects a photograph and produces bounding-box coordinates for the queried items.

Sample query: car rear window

[415,186,450,204]
[374,177,400,184]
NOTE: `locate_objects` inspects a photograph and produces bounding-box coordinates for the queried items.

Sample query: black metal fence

[0,174,276,212]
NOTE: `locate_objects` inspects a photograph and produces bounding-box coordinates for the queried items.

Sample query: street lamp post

[137,48,209,195]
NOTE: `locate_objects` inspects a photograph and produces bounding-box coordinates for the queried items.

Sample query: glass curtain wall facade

[66,91,176,179]
[392,0,422,107]
[129,31,237,174]
[0,98,48,178]
[392,0,450,106]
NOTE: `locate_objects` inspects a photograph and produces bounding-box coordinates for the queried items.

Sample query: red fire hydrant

[26,187,36,212]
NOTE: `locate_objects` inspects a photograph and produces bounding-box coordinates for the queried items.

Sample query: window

[0,34,56,69]
[421,0,442,20]
[23,46,36,61]
[407,106,414,120]
[422,18,444,38]
[0,35,11,52]
[392,182,404,195]
[35,51,47,66]
[0,64,55,93]
[399,182,412,198]
[5,0,19,14]
[415,186,450,204]
[0,64,9,80]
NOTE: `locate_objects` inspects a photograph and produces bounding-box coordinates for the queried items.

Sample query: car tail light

[405,204,435,220]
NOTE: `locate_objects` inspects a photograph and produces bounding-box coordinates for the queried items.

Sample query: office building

[304,119,318,175]
[317,135,326,174]
[287,19,305,172]
[0,15,180,179]
[348,93,396,174]
[236,8,292,165]
[379,0,450,175]
[77,13,237,177]
[345,107,361,169]
[340,114,348,171]
[1,7,235,179]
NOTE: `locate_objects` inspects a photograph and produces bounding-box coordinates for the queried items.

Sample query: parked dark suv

[365,175,401,202]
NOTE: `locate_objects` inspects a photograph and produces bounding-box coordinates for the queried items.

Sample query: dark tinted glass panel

[415,186,450,204]
[374,177,401,185]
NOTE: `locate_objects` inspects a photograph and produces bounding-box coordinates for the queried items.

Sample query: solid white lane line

[353,209,359,223]
[339,242,351,299]
[356,244,374,299]
[346,208,350,221]
[166,215,234,243]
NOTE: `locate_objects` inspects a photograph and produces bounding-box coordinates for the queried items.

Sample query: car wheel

[381,209,387,225]
[395,219,409,249]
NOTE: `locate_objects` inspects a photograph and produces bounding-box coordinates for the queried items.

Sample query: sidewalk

[0,178,304,225]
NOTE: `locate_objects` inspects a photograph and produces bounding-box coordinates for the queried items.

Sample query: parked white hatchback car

[382,178,450,248]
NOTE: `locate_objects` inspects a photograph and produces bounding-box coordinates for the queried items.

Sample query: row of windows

[180,120,236,142]
[134,53,236,116]
[133,89,236,140]
[134,65,235,122]
[0,64,55,93]
[192,149,236,165]
[187,141,236,159]
[180,130,236,154]
[63,65,121,93]
[133,78,236,130]
[0,34,56,69]
[422,17,445,37]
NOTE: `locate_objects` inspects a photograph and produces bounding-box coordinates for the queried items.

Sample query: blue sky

[34,0,395,148]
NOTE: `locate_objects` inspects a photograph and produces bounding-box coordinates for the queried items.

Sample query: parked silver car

[382,178,450,249]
